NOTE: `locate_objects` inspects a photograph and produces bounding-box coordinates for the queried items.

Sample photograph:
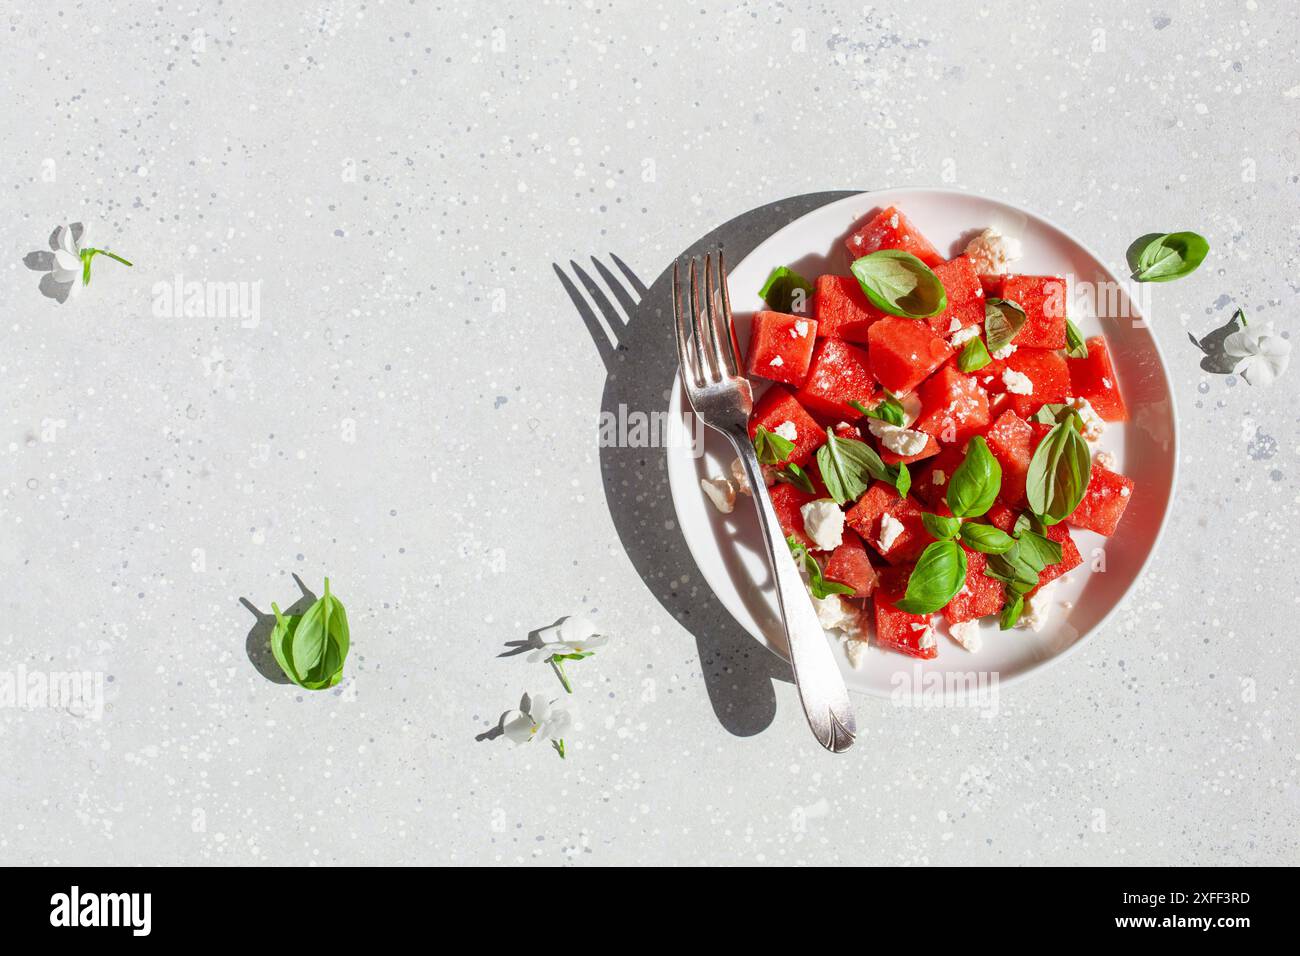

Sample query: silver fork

[673,252,856,753]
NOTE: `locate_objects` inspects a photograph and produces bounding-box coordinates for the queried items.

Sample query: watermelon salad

[700,205,1135,665]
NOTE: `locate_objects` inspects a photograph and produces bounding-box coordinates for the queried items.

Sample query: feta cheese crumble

[865,391,927,456]
[963,227,1023,276]
[793,320,810,338]
[812,593,865,640]
[774,420,798,442]
[700,476,736,514]
[1094,450,1117,471]
[1016,583,1055,632]
[843,636,870,669]
[877,512,905,552]
[800,499,846,551]
[730,457,752,496]
[949,324,981,347]
[769,355,784,367]
[990,343,1017,360]
[1067,396,1105,441]
[931,469,947,486]
[948,620,982,652]
[1002,369,1034,395]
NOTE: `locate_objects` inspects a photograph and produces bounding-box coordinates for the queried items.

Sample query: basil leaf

[1031,404,1083,430]
[273,578,350,690]
[959,521,1016,554]
[999,594,1024,630]
[775,462,815,494]
[984,544,1041,596]
[1065,318,1088,358]
[861,393,906,426]
[945,436,1001,518]
[759,266,815,313]
[788,535,856,600]
[1017,529,1063,569]
[921,512,961,541]
[957,336,991,372]
[850,250,948,320]
[1025,419,1092,526]
[816,428,909,504]
[894,461,912,499]
[753,425,795,465]
[1012,511,1044,538]
[1131,232,1210,283]
[894,540,968,614]
[984,298,1027,354]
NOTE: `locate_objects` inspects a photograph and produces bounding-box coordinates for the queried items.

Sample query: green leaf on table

[1130,232,1209,283]
[895,540,968,614]
[984,298,1027,355]
[945,436,1002,518]
[850,250,947,320]
[759,266,815,314]
[271,578,350,690]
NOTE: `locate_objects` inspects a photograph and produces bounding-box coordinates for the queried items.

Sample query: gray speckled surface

[1,1,1296,866]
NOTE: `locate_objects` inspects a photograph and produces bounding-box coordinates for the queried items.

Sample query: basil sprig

[788,535,856,600]
[753,425,795,465]
[921,512,961,541]
[1065,318,1088,358]
[957,336,991,372]
[984,298,1026,354]
[1025,417,1091,525]
[959,521,1016,554]
[999,595,1024,631]
[759,266,815,313]
[270,577,350,690]
[774,462,815,494]
[894,540,968,615]
[1130,232,1209,283]
[850,250,948,320]
[854,393,906,426]
[816,428,909,504]
[945,436,1002,518]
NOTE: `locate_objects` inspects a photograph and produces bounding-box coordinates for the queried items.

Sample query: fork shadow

[553,191,857,737]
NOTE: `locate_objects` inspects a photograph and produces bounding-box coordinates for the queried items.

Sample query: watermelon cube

[768,481,820,548]
[911,446,966,508]
[813,275,888,344]
[822,530,879,597]
[794,338,879,421]
[874,567,937,659]
[748,387,824,467]
[998,275,1067,349]
[867,317,955,395]
[942,548,1005,625]
[844,206,943,268]
[926,256,986,336]
[1002,347,1069,420]
[845,481,928,565]
[1067,465,1134,536]
[744,310,817,386]
[913,365,990,446]
[983,409,1034,506]
[1068,336,1128,422]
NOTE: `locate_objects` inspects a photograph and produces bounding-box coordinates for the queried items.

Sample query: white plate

[666,187,1178,698]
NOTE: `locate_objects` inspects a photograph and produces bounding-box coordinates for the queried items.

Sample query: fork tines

[672,251,740,389]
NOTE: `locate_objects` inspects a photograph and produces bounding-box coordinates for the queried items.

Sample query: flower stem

[549,656,573,694]
[553,739,566,759]
[95,249,133,268]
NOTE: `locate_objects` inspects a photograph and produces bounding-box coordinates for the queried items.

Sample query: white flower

[27,222,132,302]
[1224,321,1290,386]
[51,223,89,288]
[500,691,575,745]
[527,615,610,662]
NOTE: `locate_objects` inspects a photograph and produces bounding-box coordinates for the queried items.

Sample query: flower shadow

[239,574,319,685]
[1188,309,1244,375]
[551,191,858,739]
[22,224,84,304]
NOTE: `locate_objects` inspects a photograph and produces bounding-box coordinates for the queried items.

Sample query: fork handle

[729,434,857,753]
